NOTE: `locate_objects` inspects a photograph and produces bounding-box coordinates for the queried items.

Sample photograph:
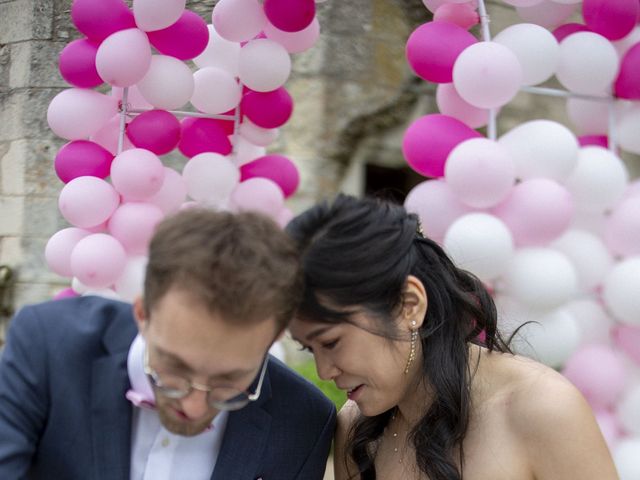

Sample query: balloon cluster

[46,0,321,302]
[406,1,640,475]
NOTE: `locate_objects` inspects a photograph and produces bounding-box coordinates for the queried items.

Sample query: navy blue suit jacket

[0,297,336,479]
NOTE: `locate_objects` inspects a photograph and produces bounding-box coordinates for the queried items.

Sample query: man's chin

[157,408,214,437]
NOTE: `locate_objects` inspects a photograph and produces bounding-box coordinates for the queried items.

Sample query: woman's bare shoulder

[337,400,360,434]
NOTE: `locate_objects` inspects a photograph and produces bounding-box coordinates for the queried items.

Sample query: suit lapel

[211,366,273,480]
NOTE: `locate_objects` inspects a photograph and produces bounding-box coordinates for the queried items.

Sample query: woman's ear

[400,275,428,330]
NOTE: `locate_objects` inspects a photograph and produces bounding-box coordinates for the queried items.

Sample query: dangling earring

[404,320,418,375]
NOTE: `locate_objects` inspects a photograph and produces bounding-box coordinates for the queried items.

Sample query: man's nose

[179,389,211,419]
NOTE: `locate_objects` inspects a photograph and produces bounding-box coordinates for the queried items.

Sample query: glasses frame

[143,346,269,411]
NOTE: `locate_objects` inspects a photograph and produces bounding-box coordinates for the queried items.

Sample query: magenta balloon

[578,134,609,148]
[126,110,181,155]
[178,118,232,157]
[59,38,103,88]
[264,0,315,32]
[241,88,293,129]
[147,10,209,60]
[583,0,639,40]
[613,325,640,365]
[71,0,136,42]
[406,21,477,83]
[402,114,481,178]
[604,196,640,257]
[492,178,574,246]
[108,202,165,255]
[55,140,114,183]
[615,43,640,99]
[45,227,91,277]
[240,154,300,198]
[552,23,591,42]
[433,3,479,30]
[53,288,80,300]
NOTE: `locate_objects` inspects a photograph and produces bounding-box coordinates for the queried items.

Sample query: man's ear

[400,275,428,330]
[133,296,148,336]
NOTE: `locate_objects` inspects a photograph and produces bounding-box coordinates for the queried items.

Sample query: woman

[287,195,617,480]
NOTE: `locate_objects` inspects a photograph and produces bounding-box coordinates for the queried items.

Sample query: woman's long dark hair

[286,194,511,480]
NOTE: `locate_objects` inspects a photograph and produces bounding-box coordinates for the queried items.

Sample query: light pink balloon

[47,89,119,140]
[453,42,523,109]
[108,202,164,255]
[58,176,120,229]
[70,233,127,288]
[133,0,185,31]
[239,119,279,147]
[594,409,622,449]
[191,67,242,114]
[583,0,639,41]
[516,1,579,30]
[212,0,267,43]
[182,153,239,205]
[110,148,165,200]
[96,28,152,87]
[136,55,195,110]
[90,115,134,155]
[45,228,92,277]
[436,83,490,128]
[146,167,187,215]
[445,138,516,208]
[404,180,473,243]
[264,17,321,53]
[563,345,627,409]
[276,207,294,228]
[604,196,640,257]
[231,178,284,218]
[433,3,479,30]
[111,86,153,111]
[238,39,291,92]
[612,324,640,365]
[493,178,574,246]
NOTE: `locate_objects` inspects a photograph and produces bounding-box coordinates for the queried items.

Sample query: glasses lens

[208,388,249,411]
[150,372,190,399]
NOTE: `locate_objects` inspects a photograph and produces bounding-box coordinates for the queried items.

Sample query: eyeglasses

[143,348,269,411]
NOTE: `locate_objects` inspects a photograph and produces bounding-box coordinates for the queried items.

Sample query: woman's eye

[322,339,339,350]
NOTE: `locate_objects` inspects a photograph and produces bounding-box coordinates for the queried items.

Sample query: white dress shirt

[126,335,229,480]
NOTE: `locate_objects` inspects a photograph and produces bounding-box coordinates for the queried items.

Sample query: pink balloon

[146,167,187,214]
[604,196,640,257]
[178,118,232,157]
[240,154,300,198]
[402,114,482,178]
[578,134,609,148]
[583,0,639,41]
[90,115,134,155]
[594,409,622,449]
[404,180,473,243]
[433,3,479,30]
[241,87,293,129]
[147,10,209,60]
[45,228,92,277]
[59,38,103,88]
[264,0,315,32]
[436,83,490,128]
[53,288,80,300]
[553,23,591,42]
[612,324,640,365]
[406,21,477,83]
[58,176,120,229]
[212,0,267,43]
[55,140,114,183]
[108,202,165,255]
[70,233,127,288]
[263,17,321,53]
[111,86,153,111]
[615,43,640,99]
[126,110,181,155]
[492,178,574,246]
[276,207,294,229]
[231,178,284,218]
[71,0,136,42]
[563,345,627,409]
[110,148,165,200]
[96,28,152,87]
[47,89,119,141]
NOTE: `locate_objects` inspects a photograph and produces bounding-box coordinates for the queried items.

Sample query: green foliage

[293,358,347,411]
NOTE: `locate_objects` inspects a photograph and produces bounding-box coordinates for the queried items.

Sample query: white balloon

[503,0,544,6]
[182,153,240,205]
[238,39,292,92]
[239,119,280,147]
[566,97,610,136]
[614,438,640,480]
[564,299,614,345]
[212,0,266,43]
[114,256,148,303]
[444,213,515,282]
[191,67,242,115]
[613,27,640,59]
[551,229,613,292]
[232,136,266,166]
[516,1,578,29]
[602,257,640,325]
[193,24,241,76]
[617,106,640,155]
[556,32,620,95]
[133,0,185,31]
[498,120,579,181]
[436,83,491,129]
[494,23,559,86]
[617,384,640,436]
[570,209,606,236]
[564,147,629,213]
[136,55,194,110]
[503,248,578,310]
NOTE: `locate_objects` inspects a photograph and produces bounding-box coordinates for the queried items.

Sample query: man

[0,209,336,479]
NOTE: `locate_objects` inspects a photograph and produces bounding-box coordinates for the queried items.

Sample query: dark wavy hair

[286,194,511,480]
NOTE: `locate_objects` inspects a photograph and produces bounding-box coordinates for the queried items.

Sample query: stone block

[0,236,22,269]
[0,0,53,44]
[24,138,65,197]
[11,281,59,312]
[0,45,10,93]
[23,196,63,237]
[0,89,64,142]
[1,139,27,195]
[324,0,372,35]
[322,35,371,80]
[10,41,67,89]
[10,235,62,284]
[0,196,24,235]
